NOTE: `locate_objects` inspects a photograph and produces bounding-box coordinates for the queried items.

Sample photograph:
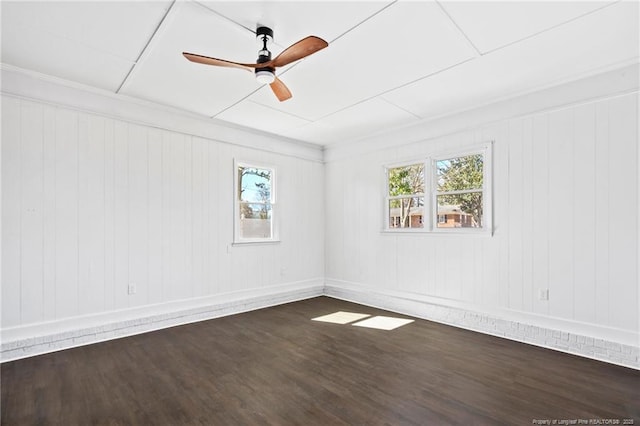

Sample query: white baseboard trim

[0,279,324,362]
[324,280,639,370]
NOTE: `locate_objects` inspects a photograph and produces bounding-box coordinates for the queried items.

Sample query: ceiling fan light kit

[182,25,328,102]
[255,70,276,84]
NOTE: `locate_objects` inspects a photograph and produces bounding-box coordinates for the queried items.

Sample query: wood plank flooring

[2,297,639,425]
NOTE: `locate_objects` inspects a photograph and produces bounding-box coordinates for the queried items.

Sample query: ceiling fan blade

[270,77,292,102]
[182,52,258,72]
[269,36,328,68]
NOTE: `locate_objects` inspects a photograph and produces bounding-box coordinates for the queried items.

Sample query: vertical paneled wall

[1,96,324,329]
[325,92,638,336]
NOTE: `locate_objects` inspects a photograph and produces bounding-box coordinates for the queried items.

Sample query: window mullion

[435,188,483,196]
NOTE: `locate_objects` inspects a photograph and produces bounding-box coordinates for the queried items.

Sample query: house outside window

[234,161,278,243]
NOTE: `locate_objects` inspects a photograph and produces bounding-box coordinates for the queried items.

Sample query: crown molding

[0,63,324,162]
[325,60,640,162]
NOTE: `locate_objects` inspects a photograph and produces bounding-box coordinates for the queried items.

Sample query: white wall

[324,69,639,351]
[1,86,324,335]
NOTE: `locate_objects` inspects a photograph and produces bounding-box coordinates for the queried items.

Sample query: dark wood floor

[2,297,639,425]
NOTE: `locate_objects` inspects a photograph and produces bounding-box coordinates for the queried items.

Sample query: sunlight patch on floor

[311,311,371,324]
[352,316,415,330]
[312,311,415,330]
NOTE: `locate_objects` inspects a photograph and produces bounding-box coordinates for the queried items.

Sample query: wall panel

[42,105,57,321]
[147,128,163,305]
[54,108,79,319]
[127,124,148,307]
[113,120,129,310]
[531,114,550,317]
[78,114,106,315]
[547,108,574,319]
[572,104,597,323]
[2,97,22,327]
[607,95,638,330]
[20,101,44,324]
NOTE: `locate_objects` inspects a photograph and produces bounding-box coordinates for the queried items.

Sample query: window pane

[437,193,483,228]
[240,203,272,238]
[437,154,483,192]
[388,164,424,196]
[238,167,271,202]
[389,197,424,228]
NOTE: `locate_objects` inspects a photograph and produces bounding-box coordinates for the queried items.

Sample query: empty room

[1,0,639,424]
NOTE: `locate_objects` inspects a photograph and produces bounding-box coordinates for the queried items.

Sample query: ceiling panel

[199,0,393,50]
[1,19,134,91]
[382,0,639,120]
[1,1,170,91]
[1,1,171,62]
[215,100,310,134]
[440,1,615,53]
[278,121,340,145]
[314,98,420,145]
[246,0,477,120]
[121,1,263,116]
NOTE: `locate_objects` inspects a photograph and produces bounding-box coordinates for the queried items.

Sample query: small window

[386,163,425,229]
[234,162,277,243]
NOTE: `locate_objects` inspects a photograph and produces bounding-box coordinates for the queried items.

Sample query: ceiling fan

[183,26,328,102]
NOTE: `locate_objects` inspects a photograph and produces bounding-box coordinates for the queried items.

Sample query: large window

[384,143,492,233]
[234,162,277,243]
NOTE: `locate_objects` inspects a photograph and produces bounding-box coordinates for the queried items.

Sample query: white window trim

[382,142,493,235]
[233,160,280,244]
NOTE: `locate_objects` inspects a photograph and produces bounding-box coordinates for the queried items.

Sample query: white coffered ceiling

[1,1,638,147]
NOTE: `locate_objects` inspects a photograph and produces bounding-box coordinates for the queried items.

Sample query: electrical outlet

[538,289,549,301]
[128,283,137,295]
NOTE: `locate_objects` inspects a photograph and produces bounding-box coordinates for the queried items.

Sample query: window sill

[381,229,493,237]
[232,239,281,246]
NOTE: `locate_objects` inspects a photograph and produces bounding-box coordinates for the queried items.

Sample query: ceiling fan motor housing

[256,26,274,44]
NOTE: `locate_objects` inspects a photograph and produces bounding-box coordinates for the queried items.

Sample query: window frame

[383,142,493,235]
[233,160,279,244]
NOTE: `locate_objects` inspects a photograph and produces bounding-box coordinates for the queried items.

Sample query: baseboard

[324,279,639,370]
[1,279,324,362]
